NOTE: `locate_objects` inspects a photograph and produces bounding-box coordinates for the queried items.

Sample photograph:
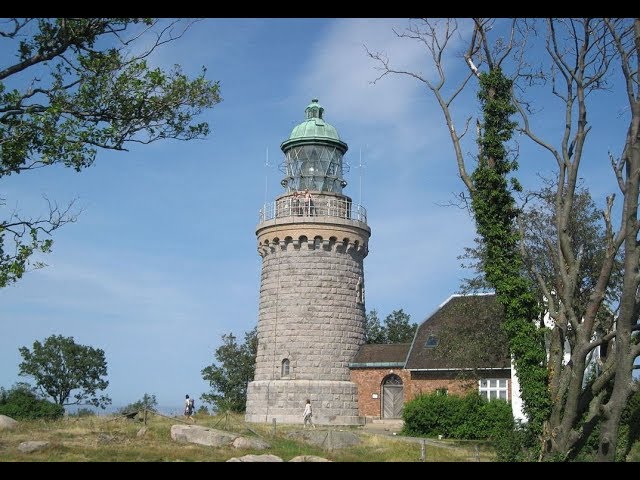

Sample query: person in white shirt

[303,399,316,428]
[184,394,194,421]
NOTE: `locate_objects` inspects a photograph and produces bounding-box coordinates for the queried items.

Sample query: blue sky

[0,18,631,413]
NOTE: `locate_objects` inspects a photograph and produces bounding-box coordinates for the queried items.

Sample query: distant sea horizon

[65,404,205,417]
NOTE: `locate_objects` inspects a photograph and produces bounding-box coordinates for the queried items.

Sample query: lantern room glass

[281,144,347,193]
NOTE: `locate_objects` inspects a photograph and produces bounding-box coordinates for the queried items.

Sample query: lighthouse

[245,99,371,425]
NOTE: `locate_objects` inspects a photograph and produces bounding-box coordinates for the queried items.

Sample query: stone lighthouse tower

[245,99,370,426]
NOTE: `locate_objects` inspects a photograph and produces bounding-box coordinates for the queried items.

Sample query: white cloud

[300,19,425,120]
[292,19,428,140]
[289,18,475,181]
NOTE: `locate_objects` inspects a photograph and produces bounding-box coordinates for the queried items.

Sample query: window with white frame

[479,378,508,401]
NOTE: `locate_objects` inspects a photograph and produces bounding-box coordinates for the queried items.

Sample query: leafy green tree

[18,334,111,409]
[119,393,158,414]
[0,18,221,287]
[384,309,417,343]
[201,327,257,413]
[365,308,417,344]
[364,309,385,344]
[460,185,623,314]
[0,382,64,420]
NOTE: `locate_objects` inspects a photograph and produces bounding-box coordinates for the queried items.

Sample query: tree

[384,309,418,343]
[201,326,257,413]
[457,185,624,367]
[365,308,417,344]
[364,308,385,344]
[119,393,158,414]
[18,334,111,409]
[368,17,640,461]
[0,18,221,287]
[460,184,624,309]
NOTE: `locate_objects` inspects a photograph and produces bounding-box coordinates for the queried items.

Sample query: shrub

[0,383,64,420]
[493,420,539,462]
[565,389,640,461]
[479,397,514,440]
[618,389,640,461]
[402,392,457,437]
[491,388,640,462]
[627,439,640,462]
[402,391,513,441]
[452,393,486,439]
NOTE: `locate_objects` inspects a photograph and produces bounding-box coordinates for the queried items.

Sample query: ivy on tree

[472,67,550,434]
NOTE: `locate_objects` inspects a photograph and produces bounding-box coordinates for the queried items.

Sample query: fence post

[272,417,277,436]
[421,439,426,462]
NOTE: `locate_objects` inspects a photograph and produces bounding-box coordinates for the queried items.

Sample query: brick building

[350,293,517,420]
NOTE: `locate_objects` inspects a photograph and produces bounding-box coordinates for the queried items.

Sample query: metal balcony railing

[259,197,367,224]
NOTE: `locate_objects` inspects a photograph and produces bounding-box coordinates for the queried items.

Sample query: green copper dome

[278,98,349,194]
[281,98,348,152]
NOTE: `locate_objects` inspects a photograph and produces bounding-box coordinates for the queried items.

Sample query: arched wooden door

[382,374,404,419]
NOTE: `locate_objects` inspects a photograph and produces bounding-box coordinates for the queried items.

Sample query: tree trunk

[597,96,640,460]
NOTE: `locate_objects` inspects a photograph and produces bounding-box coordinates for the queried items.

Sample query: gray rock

[226,454,284,462]
[18,441,49,453]
[232,436,270,450]
[97,433,116,444]
[287,429,360,451]
[170,424,238,447]
[0,415,18,430]
[289,455,332,462]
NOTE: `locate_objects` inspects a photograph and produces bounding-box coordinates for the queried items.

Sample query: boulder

[289,455,332,462]
[0,415,18,431]
[18,441,49,453]
[287,429,360,451]
[232,436,270,450]
[171,424,239,447]
[226,454,283,462]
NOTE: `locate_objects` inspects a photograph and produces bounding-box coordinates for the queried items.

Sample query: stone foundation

[245,379,364,426]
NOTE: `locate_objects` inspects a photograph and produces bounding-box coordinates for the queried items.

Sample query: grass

[0,412,496,462]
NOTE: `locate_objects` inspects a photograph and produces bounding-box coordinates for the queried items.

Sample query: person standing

[303,399,316,428]
[292,191,301,216]
[303,189,314,216]
[184,394,195,421]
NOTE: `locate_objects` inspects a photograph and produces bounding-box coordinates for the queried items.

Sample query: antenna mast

[358,147,365,206]
[264,147,270,206]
